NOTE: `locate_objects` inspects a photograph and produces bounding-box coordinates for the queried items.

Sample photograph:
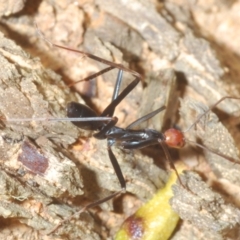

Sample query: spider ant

[2,25,240,234]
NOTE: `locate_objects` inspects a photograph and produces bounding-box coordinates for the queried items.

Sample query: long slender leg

[67,66,115,87]
[102,69,124,117]
[1,115,113,123]
[159,140,185,187]
[45,190,123,235]
[126,106,166,129]
[101,77,140,117]
[112,69,123,102]
[35,23,142,86]
[107,143,126,190]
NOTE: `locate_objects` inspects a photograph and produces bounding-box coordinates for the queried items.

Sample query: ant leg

[1,114,113,123]
[159,140,185,188]
[126,106,166,129]
[112,69,123,102]
[101,77,140,117]
[67,66,115,87]
[107,143,126,190]
[46,190,122,235]
[100,69,124,118]
[35,22,142,86]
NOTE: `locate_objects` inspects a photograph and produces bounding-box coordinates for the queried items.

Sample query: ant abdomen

[67,102,103,130]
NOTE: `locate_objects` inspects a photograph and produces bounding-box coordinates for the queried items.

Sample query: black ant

[2,25,240,234]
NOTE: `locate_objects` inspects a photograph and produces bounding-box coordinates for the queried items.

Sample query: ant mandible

[3,24,240,234]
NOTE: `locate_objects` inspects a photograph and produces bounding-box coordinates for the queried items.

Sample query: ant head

[164,128,185,149]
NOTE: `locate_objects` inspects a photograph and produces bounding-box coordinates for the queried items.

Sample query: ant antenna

[182,96,240,133]
[186,140,239,164]
[180,96,240,166]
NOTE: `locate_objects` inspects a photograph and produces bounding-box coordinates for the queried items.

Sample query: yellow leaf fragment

[115,163,185,240]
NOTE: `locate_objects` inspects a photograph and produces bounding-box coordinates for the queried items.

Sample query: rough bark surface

[0,0,240,239]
